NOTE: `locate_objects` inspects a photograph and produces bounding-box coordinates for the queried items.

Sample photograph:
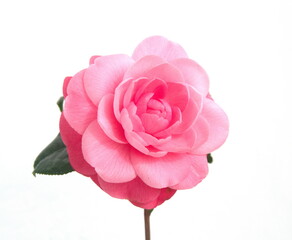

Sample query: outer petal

[155,188,176,206]
[131,200,159,209]
[170,155,208,190]
[132,36,188,61]
[84,54,134,106]
[82,121,136,183]
[171,58,209,96]
[130,188,176,209]
[59,114,96,176]
[94,176,161,204]
[131,150,193,188]
[62,77,71,97]
[64,70,97,135]
[89,55,100,65]
[193,98,229,154]
[98,94,127,144]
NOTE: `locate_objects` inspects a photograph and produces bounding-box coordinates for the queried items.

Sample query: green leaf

[33,133,74,176]
[207,153,213,164]
[57,96,64,112]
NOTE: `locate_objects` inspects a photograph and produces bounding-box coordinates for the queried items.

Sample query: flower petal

[131,187,176,209]
[134,78,168,101]
[170,155,208,189]
[89,55,100,65]
[164,82,189,111]
[59,114,96,176]
[137,132,171,146]
[140,113,169,134]
[98,94,127,144]
[64,70,97,134]
[84,54,134,106]
[124,55,165,80]
[171,58,209,96]
[114,79,132,121]
[82,121,136,183]
[171,86,203,134]
[155,188,176,206]
[62,77,71,97]
[95,176,161,204]
[132,36,188,61]
[143,63,184,83]
[154,106,182,138]
[131,150,193,188]
[155,128,196,153]
[120,107,167,156]
[193,98,229,154]
[125,130,168,158]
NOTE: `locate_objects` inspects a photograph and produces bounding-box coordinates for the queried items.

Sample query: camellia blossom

[60,36,229,209]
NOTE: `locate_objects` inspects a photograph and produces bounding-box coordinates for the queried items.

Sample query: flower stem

[144,209,153,240]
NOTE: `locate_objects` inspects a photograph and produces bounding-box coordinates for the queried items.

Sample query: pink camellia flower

[60,36,229,209]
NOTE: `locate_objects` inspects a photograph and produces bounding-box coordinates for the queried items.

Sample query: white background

[1,0,291,239]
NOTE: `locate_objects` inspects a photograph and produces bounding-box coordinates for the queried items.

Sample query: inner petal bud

[147,99,165,116]
[140,113,169,134]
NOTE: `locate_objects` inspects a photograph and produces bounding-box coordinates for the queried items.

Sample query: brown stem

[144,209,153,240]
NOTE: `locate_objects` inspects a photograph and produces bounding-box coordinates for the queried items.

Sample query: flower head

[60,36,229,209]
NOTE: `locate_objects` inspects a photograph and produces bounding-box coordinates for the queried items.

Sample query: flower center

[135,95,172,134]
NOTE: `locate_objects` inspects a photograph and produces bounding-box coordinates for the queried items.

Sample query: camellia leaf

[207,153,213,164]
[33,133,74,176]
[57,96,64,112]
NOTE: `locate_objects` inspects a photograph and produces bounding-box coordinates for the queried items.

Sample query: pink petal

[192,98,229,154]
[131,150,193,188]
[170,155,208,189]
[89,55,100,65]
[64,70,97,134]
[125,102,145,132]
[125,130,167,158]
[98,94,127,144]
[143,63,184,84]
[137,132,171,146]
[120,102,144,132]
[156,188,176,206]
[124,55,165,80]
[155,128,196,153]
[164,82,189,111]
[171,86,203,134]
[59,114,96,176]
[82,121,136,183]
[171,58,209,96]
[123,78,149,109]
[171,98,198,134]
[132,36,188,61]
[136,92,154,116]
[130,200,159,209]
[134,78,168,101]
[140,113,169,134]
[114,79,132,121]
[154,106,182,138]
[131,188,176,209]
[84,54,134,106]
[95,176,161,204]
[192,117,209,151]
[120,107,167,157]
[62,77,71,97]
